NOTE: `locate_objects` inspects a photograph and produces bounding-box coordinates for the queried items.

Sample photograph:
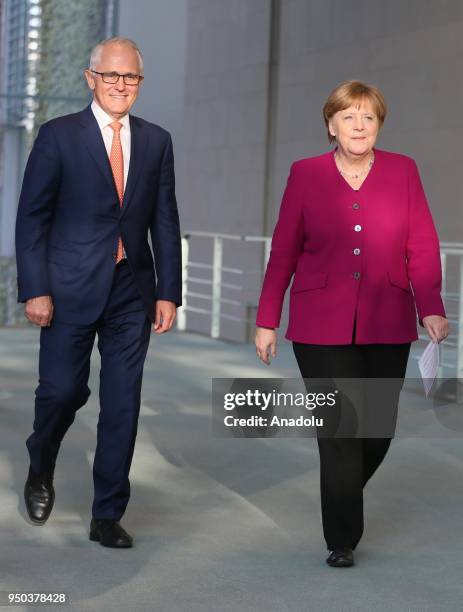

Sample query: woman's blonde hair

[323,80,387,143]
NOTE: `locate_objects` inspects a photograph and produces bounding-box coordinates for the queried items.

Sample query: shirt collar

[91,99,130,132]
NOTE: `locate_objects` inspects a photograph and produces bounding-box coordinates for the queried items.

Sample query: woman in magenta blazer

[255,80,449,568]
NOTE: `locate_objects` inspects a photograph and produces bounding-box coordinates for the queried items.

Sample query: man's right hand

[25,295,54,327]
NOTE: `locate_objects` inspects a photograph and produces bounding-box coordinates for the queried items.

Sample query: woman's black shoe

[326,547,354,567]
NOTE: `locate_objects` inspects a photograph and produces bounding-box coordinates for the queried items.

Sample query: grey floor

[0,327,462,612]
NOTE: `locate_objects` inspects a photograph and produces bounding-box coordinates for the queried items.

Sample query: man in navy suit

[15,37,182,548]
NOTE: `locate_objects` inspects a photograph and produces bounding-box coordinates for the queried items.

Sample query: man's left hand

[153,300,177,334]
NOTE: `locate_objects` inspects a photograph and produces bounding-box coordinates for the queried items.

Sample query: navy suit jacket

[15,103,182,324]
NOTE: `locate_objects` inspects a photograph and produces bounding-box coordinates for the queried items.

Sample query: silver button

[353,203,360,210]
[353,271,361,280]
[354,224,362,232]
[353,248,360,255]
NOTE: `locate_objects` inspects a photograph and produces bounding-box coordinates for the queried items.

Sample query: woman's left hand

[422,315,449,343]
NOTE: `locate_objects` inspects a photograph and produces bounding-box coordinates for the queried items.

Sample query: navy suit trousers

[26,260,151,520]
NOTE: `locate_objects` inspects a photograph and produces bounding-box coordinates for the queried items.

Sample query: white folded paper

[418,340,440,397]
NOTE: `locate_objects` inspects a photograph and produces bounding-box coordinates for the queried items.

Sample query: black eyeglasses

[90,70,144,86]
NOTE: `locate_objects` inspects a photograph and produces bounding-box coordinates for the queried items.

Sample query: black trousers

[292,320,411,551]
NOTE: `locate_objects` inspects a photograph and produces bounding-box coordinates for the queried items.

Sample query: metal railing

[438,242,463,379]
[177,231,271,338]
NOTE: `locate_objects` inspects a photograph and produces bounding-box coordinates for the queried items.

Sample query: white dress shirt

[91,99,130,259]
[91,99,131,190]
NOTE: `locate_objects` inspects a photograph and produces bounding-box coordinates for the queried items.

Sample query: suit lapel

[79,105,119,199]
[120,115,148,219]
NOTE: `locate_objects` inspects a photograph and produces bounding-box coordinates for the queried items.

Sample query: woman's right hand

[255,326,277,365]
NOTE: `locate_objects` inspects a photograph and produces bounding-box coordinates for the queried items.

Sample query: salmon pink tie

[109,121,125,263]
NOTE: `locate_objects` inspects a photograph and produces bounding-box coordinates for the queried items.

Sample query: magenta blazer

[256,148,446,344]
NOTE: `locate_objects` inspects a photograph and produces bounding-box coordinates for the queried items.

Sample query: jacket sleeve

[15,122,60,303]
[150,132,182,306]
[256,162,305,328]
[406,158,446,327]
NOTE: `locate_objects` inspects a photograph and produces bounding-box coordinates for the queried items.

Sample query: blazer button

[353,203,360,209]
[353,248,360,255]
[353,271,361,280]
[354,224,362,232]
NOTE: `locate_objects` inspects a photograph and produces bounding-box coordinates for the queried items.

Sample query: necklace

[334,151,375,179]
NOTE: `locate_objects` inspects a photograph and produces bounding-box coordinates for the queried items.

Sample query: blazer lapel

[120,115,148,218]
[79,105,119,199]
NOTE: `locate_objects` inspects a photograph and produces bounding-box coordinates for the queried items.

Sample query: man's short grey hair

[89,37,144,74]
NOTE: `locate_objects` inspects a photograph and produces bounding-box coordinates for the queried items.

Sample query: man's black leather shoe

[89,519,133,548]
[326,547,354,567]
[24,465,55,525]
